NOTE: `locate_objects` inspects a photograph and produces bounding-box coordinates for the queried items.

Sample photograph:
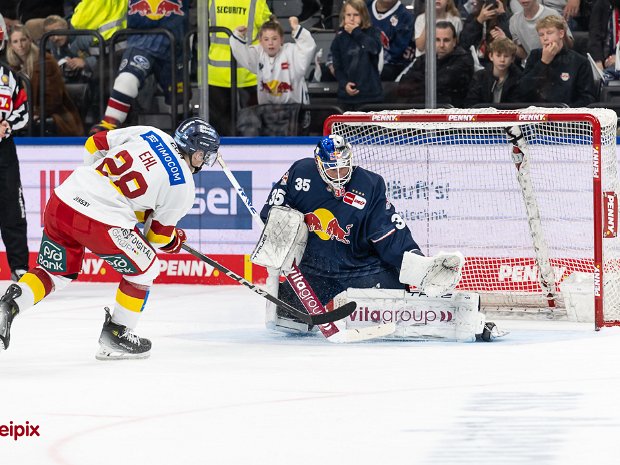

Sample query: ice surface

[1,281,620,465]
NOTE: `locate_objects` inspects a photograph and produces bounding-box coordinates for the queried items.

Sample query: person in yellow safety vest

[208,0,272,136]
[70,0,127,43]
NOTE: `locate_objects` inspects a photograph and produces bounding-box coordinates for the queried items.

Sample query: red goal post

[324,108,620,330]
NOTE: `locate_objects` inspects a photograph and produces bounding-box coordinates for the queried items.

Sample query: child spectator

[43,15,95,84]
[331,0,384,109]
[6,24,83,136]
[414,0,463,57]
[230,16,316,104]
[509,0,573,59]
[368,0,415,80]
[465,37,523,105]
[519,15,595,105]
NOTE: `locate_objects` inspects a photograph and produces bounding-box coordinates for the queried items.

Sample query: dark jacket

[587,0,615,63]
[398,46,474,107]
[330,26,384,104]
[464,63,522,106]
[520,47,596,106]
[460,11,511,54]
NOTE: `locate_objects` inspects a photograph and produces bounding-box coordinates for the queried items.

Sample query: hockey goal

[324,108,620,329]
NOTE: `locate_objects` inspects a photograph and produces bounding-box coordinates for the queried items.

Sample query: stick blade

[310,301,357,325]
[327,323,397,343]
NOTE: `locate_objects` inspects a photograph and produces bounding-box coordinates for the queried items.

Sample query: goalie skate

[476,322,509,342]
[95,308,151,360]
[0,284,21,351]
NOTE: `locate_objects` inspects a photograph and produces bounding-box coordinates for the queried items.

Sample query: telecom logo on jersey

[304,208,352,244]
[180,171,252,230]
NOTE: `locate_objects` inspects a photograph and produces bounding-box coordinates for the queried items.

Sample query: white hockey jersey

[230,26,316,104]
[54,126,195,249]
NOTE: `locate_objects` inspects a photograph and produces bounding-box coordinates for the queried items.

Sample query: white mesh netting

[328,108,620,327]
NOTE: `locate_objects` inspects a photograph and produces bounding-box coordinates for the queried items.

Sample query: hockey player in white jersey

[0,117,220,360]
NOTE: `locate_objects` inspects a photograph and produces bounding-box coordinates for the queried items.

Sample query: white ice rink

[2,281,620,465]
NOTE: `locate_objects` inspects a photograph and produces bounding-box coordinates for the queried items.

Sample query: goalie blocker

[333,288,508,342]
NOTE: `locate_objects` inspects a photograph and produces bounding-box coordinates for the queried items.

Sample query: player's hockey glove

[399,250,465,298]
[161,228,187,254]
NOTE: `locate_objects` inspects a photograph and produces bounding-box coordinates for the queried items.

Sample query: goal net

[325,108,620,329]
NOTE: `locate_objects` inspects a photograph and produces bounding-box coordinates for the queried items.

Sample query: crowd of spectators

[0,0,615,137]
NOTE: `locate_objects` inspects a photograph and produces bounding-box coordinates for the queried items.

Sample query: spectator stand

[38,29,105,137]
[108,28,178,132]
[470,103,570,109]
[270,0,301,33]
[182,27,240,135]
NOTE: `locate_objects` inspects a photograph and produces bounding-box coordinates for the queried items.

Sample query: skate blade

[95,347,151,361]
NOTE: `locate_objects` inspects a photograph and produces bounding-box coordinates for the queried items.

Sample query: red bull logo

[261,80,293,96]
[304,208,352,244]
[128,0,184,19]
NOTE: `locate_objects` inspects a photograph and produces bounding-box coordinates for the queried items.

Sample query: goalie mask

[314,135,353,197]
[174,117,220,173]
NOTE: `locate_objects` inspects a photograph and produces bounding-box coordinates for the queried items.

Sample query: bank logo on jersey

[140,131,186,186]
[304,208,352,244]
[38,233,67,273]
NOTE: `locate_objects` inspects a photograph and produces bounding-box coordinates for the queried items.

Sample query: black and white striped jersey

[0,60,29,135]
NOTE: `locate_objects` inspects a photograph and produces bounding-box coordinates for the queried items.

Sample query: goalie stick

[505,126,558,307]
[215,153,396,342]
[181,243,356,326]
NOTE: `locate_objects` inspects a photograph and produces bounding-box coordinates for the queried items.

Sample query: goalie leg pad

[251,206,308,275]
[333,288,485,342]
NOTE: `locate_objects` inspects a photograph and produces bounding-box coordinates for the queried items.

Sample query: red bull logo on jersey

[304,208,352,244]
[128,0,184,20]
[260,80,293,96]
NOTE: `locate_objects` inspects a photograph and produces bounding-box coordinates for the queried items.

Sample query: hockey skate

[0,284,22,351]
[476,322,509,342]
[10,268,27,282]
[270,305,316,334]
[95,308,151,360]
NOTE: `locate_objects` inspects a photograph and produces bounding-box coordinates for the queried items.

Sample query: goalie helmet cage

[323,107,620,330]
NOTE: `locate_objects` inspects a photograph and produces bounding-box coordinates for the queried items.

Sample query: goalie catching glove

[399,250,465,297]
[251,206,308,274]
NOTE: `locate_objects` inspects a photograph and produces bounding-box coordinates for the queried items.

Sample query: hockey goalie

[251,135,508,342]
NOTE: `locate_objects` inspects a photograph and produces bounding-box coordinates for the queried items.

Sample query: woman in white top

[414,0,463,56]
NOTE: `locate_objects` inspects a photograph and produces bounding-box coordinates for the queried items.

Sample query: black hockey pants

[0,137,29,273]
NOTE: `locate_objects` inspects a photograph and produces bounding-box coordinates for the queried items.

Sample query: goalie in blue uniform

[254,135,506,342]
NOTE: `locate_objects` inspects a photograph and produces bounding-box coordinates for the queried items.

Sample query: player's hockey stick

[215,153,396,342]
[181,243,356,326]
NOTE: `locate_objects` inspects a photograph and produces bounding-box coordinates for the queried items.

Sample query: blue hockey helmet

[314,135,353,196]
[174,117,220,172]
